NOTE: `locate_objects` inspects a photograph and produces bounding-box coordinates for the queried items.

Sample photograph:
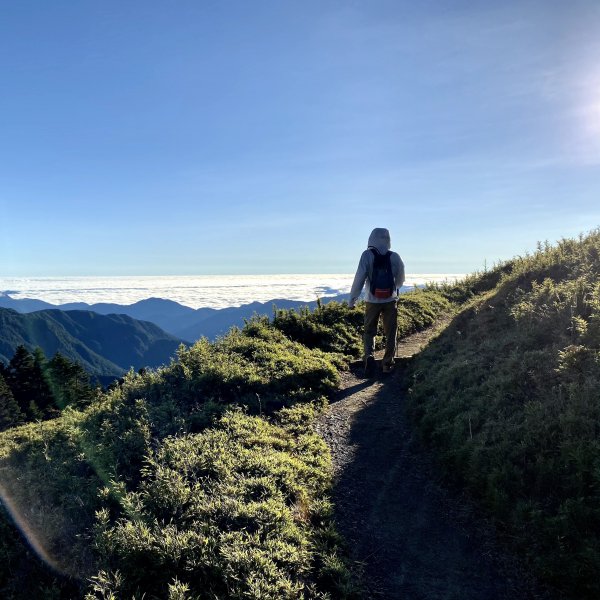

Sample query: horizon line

[0,272,467,278]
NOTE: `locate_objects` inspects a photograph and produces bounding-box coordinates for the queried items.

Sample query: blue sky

[1,0,599,276]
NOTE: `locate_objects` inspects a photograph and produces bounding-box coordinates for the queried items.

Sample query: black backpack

[369,248,395,299]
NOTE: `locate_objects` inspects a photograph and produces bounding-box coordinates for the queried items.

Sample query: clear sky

[1,0,599,276]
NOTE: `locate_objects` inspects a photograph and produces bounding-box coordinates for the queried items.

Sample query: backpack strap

[369,248,391,267]
[368,247,380,280]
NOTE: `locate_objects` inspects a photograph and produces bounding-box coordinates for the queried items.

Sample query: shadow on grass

[329,360,559,600]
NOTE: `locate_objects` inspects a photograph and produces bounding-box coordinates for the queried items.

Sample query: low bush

[407,229,600,598]
[272,301,363,357]
[0,311,355,599]
[396,289,452,337]
[87,406,357,599]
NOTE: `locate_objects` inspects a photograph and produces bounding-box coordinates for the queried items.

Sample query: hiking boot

[382,363,394,374]
[364,355,375,378]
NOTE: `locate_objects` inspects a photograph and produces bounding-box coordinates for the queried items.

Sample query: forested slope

[0,308,184,377]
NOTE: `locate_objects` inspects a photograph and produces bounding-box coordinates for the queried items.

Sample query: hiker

[348,228,405,376]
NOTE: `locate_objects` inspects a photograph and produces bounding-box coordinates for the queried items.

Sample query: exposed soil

[317,321,561,600]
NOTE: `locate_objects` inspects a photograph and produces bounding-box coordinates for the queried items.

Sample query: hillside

[0,293,352,341]
[407,230,600,597]
[0,309,354,598]
[0,290,450,599]
[0,308,185,378]
[2,232,600,598]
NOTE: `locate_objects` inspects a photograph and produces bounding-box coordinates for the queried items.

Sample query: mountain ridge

[0,293,353,341]
[0,307,185,379]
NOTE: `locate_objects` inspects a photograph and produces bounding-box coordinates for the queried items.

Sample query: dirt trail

[317,322,560,600]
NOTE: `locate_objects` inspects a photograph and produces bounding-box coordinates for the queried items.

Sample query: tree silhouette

[5,345,54,419]
[0,372,24,432]
[47,352,95,409]
[31,347,57,418]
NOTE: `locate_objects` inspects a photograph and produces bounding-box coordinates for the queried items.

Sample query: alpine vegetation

[0,291,450,598]
[408,229,600,598]
[0,303,368,598]
[11,258,589,597]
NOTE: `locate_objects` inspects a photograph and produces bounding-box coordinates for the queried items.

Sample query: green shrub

[396,289,452,337]
[0,310,356,599]
[87,406,358,599]
[272,301,363,357]
[435,260,516,305]
[407,229,600,598]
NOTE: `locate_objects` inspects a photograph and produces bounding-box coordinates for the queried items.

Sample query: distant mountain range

[0,293,361,382]
[0,293,352,342]
[0,307,185,380]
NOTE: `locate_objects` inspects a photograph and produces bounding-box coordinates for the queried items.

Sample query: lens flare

[0,478,68,575]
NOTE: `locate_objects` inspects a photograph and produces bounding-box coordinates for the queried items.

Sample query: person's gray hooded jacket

[349,228,405,306]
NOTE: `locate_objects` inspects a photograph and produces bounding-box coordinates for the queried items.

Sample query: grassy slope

[0,292,449,599]
[0,321,344,599]
[12,233,600,599]
[408,230,600,598]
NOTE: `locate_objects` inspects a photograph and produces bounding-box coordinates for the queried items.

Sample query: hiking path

[316,321,561,600]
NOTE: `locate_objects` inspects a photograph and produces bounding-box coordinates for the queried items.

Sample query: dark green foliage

[0,373,23,432]
[272,301,363,357]
[5,345,36,415]
[46,353,96,410]
[31,348,58,418]
[4,345,52,420]
[1,347,97,427]
[407,229,600,598]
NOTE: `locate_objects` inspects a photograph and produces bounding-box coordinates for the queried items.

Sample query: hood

[367,228,391,254]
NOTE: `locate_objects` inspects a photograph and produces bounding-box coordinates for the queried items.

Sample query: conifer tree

[6,345,37,417]
[32,348,57,418]
[47,352,95,409]
[0,373,24,432]
[5,345,55,420]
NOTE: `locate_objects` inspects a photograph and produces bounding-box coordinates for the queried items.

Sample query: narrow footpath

[316,323,561,600]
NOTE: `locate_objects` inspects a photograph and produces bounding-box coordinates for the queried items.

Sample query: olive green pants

[364,301,398,366]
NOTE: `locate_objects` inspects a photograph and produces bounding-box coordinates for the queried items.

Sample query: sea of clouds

[0,274,464,310]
